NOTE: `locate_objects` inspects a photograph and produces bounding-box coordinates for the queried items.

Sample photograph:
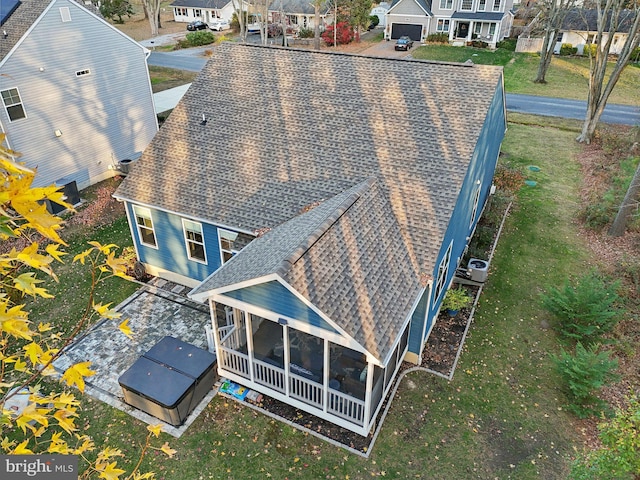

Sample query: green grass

[53,116,590,479]
[411,44,640,106]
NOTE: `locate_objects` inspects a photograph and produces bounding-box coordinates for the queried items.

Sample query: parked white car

[209,20,230,31]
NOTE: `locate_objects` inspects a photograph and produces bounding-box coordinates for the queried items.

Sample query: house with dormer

[114,43,507,436]
[0,0,157,191]
[385,0,514,46]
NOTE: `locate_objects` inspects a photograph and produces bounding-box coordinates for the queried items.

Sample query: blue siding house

[0,0,157,190]
[114,43,507,435]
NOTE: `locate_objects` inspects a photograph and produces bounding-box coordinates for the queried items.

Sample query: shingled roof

[115,43,503,278]
[561,8,637,33]
[192,178,423,364]
[0,0,102,61]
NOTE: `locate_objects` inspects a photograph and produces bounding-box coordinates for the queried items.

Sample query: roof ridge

[279,177,376,271]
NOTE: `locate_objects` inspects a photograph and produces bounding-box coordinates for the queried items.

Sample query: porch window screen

[133,206,156,247]
[183,219,206,263]
[289,330,323,383]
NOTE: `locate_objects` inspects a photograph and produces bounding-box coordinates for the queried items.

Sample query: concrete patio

[52,279,216,437]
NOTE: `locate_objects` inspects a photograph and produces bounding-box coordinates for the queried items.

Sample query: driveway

[52,280,215,437]
[358,40,415,58]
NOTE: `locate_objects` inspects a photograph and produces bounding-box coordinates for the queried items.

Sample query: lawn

[411,44,640,106]
[47,115,598,479]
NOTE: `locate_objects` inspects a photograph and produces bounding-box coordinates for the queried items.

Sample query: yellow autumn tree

[0,136,174,478]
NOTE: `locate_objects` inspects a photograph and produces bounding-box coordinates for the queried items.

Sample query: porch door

[457,22,469,39]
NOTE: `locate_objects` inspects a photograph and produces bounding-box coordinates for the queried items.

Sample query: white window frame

[461,0,473,11]
[439,0,453,8]
[218,229,239,264]
[434,241,453,304]
[183,219,207,264]
[489,23,496,35]
[492,0,501,11]
[436,19,450,32]
[60,7,71,22]
[193,8,202,17]
[474,23,482,34]
[470,182,481,228]
[1,88,26,122]
[133,205,157,248]
[478,0,486,11]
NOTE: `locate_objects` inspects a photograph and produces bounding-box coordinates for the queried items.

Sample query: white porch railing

[289,373,323,409]
[254,359,286,393]
[327,390,365,425]
[219,347,249,378]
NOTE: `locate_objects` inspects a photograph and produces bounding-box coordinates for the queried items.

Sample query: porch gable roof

[450,11,505,21]
[191,178,423,364]
[388,0,433,16]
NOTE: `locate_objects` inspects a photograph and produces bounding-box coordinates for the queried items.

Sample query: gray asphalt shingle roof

[561,8,637,33]
[192,178,422,363]
[115,43,503,278]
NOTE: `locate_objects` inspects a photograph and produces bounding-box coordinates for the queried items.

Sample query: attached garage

[391,23,422,40]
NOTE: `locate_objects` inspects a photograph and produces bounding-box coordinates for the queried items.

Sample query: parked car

[187,20,208,31]
[209,20,230,31]
[395,36,414,51]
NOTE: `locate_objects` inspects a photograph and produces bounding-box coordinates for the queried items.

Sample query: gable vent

[60,7,71,22]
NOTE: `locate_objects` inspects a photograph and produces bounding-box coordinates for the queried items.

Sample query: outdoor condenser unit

[467,258,489,283]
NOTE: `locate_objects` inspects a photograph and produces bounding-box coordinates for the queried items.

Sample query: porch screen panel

[250,314,284,368]
[217,305,247,352]
[289,329,323,383]
[370,364,384,420]
[329,343,367,401]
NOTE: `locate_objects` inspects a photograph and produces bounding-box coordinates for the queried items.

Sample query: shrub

[569,394,640,479]
[560,43,577,56]
[368,15,379,29]
[185,30,216,46]
[497,38,517,51]
[426,33,449,44]
[493,162,525,196]
[583,43,597,57]
[321,21,354,46]
[298,27,314,38]
[442,287,472,312]
[630,46,640,63]
[470,40,488,48]
[551,342,619,418]
[541,271,622,344]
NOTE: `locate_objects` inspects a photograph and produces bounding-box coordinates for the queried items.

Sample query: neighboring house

[371,2,391,27]
[385,0,514,47]
[170,0,238,24]
[554,8,637,55]
[0,0,157,190]
[267,0,330,31]
[114,43,507,436]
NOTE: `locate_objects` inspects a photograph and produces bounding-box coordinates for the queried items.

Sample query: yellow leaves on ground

[118,319,133,339]
[62,362,96,393]
[160,442,177,458]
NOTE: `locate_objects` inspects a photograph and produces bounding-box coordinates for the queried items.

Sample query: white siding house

[170,0,238,24]
[0,0,158,190]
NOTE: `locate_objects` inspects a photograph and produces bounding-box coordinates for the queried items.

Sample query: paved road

[506,93,639,126]
[147,46,639,126]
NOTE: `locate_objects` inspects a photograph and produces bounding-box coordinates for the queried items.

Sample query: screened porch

[211,302,409,436]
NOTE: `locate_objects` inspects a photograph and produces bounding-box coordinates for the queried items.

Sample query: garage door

[391,23,422,40]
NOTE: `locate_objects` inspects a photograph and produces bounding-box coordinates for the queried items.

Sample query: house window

[60,7,71,22]
[183,219,206,263]
[218,229,252,263]
[434,241,453,303]
[461,0,473,10]
[436,19,450,32]
[439,0,453,8]
[478,0,486,10]
[470,182,481,227]
[133,206,157,248]
[76,69,91,77]
[174,7,187,16]
[556,32,563,42]
[193,8,201,17]
[1,88,26,122]
[489,23,496,35]
[492,0,501,11]
[474,23,482,34]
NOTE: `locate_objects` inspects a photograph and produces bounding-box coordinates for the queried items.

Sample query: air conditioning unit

[467,258,489,283]
[45,178,81,215]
